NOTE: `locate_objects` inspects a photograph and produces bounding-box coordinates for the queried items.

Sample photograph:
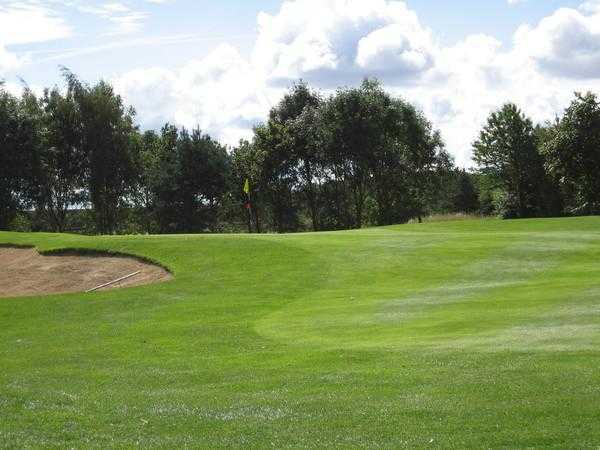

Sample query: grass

[1,217,600,448]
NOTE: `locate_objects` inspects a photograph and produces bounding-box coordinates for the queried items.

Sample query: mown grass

[1,217,600,448]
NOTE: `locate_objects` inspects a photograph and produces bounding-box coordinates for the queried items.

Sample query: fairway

[1,217,600,448]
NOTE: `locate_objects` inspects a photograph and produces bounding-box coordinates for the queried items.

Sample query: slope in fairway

[1,217,599,448]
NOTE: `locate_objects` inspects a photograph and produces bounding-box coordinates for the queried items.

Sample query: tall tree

[320,79,449,227]
[128,130,158,233]
[453,170,480,214]
[65,71,137,234]
[231,139,266,233]
[0,86,27,229]
[149,124,180,233]
[543,92,600,215]
[473,103,547,218]
[287,91,324,231]
[138,125,231,233]
[395,100,450,223]
[321,80,380,229]
[176,128,230,232]
[253,82,322,232]
[29,86,86,232]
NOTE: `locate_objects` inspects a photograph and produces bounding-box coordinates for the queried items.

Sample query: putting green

[1,217,599,448]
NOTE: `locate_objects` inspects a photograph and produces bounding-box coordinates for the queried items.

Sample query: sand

[0,246,172,298]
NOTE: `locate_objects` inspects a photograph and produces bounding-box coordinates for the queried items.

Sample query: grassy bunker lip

[0,245,173,298]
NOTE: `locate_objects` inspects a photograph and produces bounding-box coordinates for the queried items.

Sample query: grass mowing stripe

[1,218,600,448]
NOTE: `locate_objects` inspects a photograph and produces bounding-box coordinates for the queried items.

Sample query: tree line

[1,71,599,234]
[474,96,600,219]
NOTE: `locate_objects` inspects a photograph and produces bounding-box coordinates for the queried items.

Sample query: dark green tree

[176,128,230,232]
[320,79,449,227]
[253,82,322,232]
[287,92,325,231]
[0,86,27,229]
[148,124,180,233]
[453,170,480,214]
[29,86,87,232]
[543,92,600,215]
[231,139,267,233]
[64,71,137,234]
[473,103,547,218]
[138,125,230,233]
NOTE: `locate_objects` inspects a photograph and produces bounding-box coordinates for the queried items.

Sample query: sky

[1,0,598,166]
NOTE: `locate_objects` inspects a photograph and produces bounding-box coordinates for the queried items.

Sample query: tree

[473,103,547,218]
[453,170,480,214]
[128,130,158,233]
[176,128,230,232]
[231,139,267,233]
[253,82,322,232]
[287,90,325,231]
[147,124,180,233]
[65,71,137,234]
[543,92,600,215]
[138,125,231,234]
[320,79,449,227]
[28,86,86,232]
[321,80,381,229]
[253,122,300,233]
[0,86,27,229]
[395,101,450,223]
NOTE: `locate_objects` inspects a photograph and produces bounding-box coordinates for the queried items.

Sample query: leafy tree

[287,92,325,231]
[253,82,322,232]
[231,139,267,233]
[473,103,547,218]
[127,130,158,233]
[396,101,450,223]
[0,86,27,229]
[321,81,377,228]
[543,92,600,215]
[253,122,300,233]
[64,71,137,234]
[453,170,480,214]
[320,79,449,227]
[176,128,230,232]
[138,125,231,233]
[147,124,180,233]
[29,86,86,232]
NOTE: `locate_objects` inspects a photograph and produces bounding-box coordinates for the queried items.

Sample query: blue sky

[1,0,598,166]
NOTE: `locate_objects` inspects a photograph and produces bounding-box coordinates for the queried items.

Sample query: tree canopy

[2,73,599,234]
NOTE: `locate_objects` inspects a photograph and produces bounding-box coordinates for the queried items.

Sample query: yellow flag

[243,178,250,195]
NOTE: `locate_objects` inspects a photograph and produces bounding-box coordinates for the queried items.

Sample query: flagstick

[246,191,253,234]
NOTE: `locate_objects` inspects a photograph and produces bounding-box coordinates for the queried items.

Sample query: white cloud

[0,44,21,74]
[114,44,272,146]
[0,2,72,75]
[514,5,600,79]
[355,23,433,76]
[252,0,435,86]
[0,3,72,46]
[77,2,149,35]
[111,0,600,167]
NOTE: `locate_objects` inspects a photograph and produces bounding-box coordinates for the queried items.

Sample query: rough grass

[1,217,600,448]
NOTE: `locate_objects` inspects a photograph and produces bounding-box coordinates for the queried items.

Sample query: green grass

[1,217,600,448]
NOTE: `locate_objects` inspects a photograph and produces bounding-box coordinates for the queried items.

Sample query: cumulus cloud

[0,3,72,46]
[114,44,272,146]
[0,2,72,75]
[0,44,20,74]
[252,0,435,86]
[514,5,600,79]
[110,0,600,166]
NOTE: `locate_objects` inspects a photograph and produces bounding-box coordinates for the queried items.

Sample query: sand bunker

[0,246,172,298]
